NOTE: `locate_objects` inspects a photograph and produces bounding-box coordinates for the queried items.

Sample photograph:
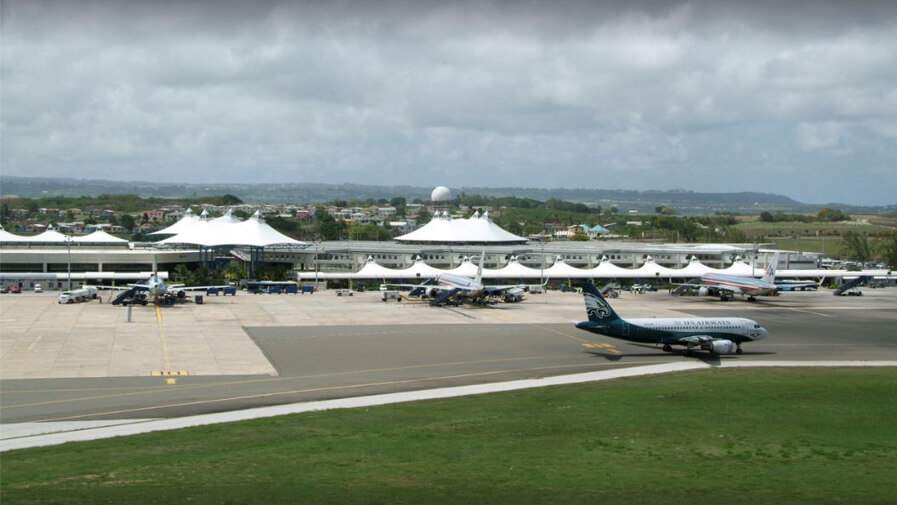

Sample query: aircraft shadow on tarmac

[584,343,776,365]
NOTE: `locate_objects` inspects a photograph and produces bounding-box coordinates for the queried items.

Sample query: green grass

[734,221,888,236]
[2,368,896,505]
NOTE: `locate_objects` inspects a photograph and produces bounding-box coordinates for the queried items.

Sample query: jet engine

[706,339,737,354]
[697,287,709,296]
[176,290,187,299]
[425,287,440,298]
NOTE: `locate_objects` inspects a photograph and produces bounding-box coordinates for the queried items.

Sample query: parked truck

[58,286,99,304]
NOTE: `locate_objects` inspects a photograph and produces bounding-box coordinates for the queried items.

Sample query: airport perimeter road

[1,289,896,423]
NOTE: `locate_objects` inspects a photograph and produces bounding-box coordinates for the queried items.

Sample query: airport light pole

[313,239,320,288]
[66,235,72,291]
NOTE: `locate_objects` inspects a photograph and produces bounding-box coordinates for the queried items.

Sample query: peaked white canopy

[489,256,544,279]
[395,257,443,279]
[445,256,480,277]
[631,256,678,278]
[21,226,69,243]
[72,230,128,244]
[156,211,305,247]
[149,208,200,235]
[395,211,527,244]
[0,225,28,243]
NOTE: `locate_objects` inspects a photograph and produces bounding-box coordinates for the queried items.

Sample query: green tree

[840,231,875,263]
[817,208,848,222]
[219,194,244,206]
[173,264,192,283]
[880,231,897,270]
[118,214,136,231]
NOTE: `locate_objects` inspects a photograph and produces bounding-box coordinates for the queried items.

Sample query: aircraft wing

[176,285,231,291]
[677,335,715,344]
[775,280,818,291]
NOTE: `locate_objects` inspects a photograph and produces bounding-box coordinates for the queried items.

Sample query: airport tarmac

[1,288,896,424]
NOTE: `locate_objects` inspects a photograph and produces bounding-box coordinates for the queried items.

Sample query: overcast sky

[2,0,895,205]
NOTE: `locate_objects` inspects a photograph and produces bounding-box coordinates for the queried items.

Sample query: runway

[2,290,896,424]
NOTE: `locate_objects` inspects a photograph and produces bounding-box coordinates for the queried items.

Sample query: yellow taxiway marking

[532,324,591,344]
[154,304,173,372]
[3,355,628,411]
[27,360,670,422]
[581,343,622,354]
[787,307,832,318]
[165,378,177,385]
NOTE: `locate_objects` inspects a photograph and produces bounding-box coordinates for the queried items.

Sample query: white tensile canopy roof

[21,226,69,243]
[489,256,543,279]
[149,208,200,236]
[677,256,714,278]
[445,256,480,277]
[395,257,443,279]
[631,256,678,279]
[0,225,27,243]
[584,256,639,278]
[72,230,128,244]
[156,211,305,247]
[395,211,527,244]
[718,257,756,277]
[543,257,588,278]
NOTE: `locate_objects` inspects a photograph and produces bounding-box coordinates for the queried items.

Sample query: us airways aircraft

[575,283,768,355]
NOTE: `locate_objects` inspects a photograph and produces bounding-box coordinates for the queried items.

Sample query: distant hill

[2,176,893,215]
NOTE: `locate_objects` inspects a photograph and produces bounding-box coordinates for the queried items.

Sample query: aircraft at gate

[575,283,768,355]
[387,252,527,306]
[111,273,228,306]
[676,253,817,301]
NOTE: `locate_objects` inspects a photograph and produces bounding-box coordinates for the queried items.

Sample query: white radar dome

[430,186,452,202]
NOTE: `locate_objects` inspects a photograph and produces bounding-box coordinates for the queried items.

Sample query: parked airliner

[677,253,816,301]
[575,283,768,355]
[387,252,528,306]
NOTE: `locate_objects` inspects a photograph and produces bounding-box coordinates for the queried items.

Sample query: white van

[34,283,43,293]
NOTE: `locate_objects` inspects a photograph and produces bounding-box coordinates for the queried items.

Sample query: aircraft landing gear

[736,345,743,354]
[662,344,672,353]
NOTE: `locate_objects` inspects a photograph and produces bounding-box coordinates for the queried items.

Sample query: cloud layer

[2,0,896,204]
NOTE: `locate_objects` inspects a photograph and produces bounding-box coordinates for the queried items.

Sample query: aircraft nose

[756,327,769,340]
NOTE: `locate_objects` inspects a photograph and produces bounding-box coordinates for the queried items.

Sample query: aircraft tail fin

[579,283,621,323]
[761,252,779,283]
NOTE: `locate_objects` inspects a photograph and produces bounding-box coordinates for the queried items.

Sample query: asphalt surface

[2,292,896,424]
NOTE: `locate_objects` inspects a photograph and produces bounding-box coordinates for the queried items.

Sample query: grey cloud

[1,0,895,204]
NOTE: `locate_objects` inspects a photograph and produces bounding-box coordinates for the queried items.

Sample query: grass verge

[2,368,896,505]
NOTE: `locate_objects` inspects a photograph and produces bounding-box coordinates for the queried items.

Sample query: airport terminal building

[1,212,834,291]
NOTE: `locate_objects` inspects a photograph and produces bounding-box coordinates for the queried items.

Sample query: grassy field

[2,368,896,505]
[734,221,889,237]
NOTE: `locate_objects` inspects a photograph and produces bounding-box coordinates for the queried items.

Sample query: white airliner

[111,273,228,306]
[388,253,527,306]
[676,253,817,301]
[576,283,769,355]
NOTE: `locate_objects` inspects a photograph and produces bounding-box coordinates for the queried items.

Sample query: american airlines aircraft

[677,253,816,301]
[575,283,769,355]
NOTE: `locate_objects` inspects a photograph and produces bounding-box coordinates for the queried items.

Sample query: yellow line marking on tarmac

[787,308,832,317]
[2,355,617,410]
[28,361,669,422]
[581,343,622,354]
[532,324,591,344]
[154,304,173,372]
